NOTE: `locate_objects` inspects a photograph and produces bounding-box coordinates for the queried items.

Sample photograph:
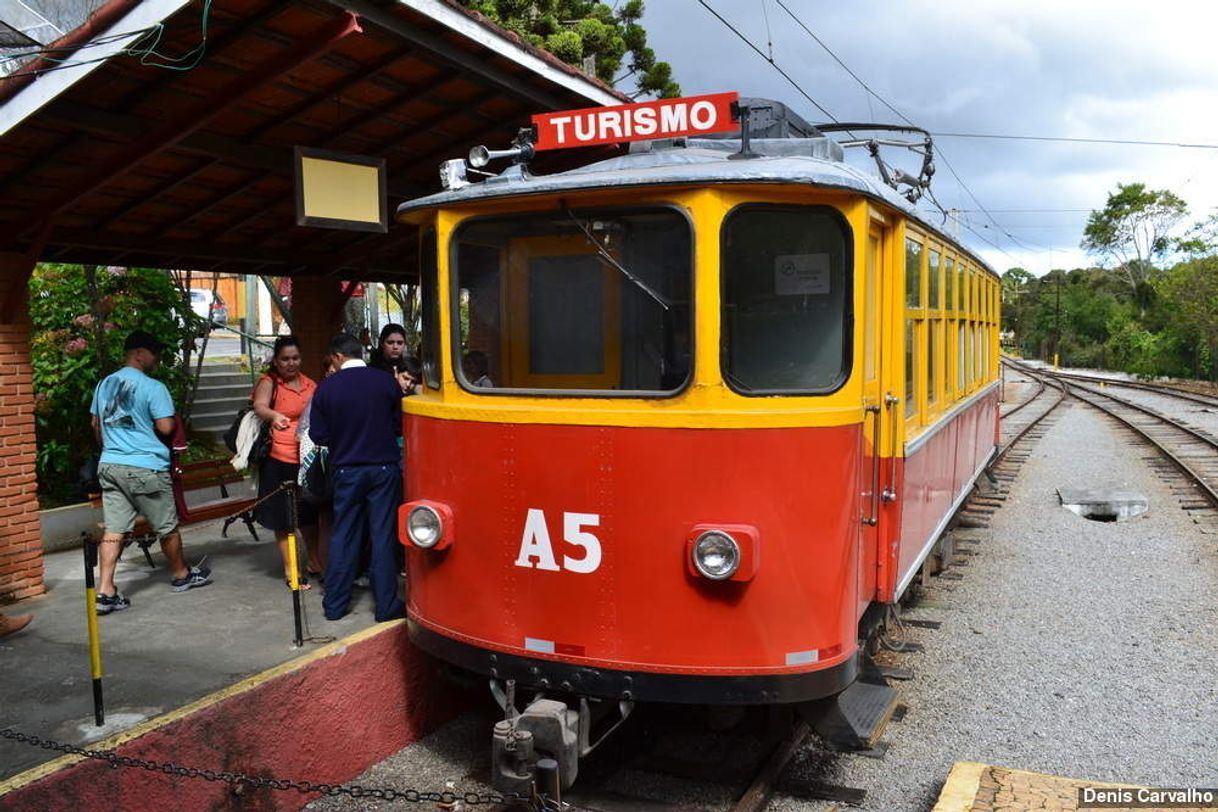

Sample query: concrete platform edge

[0,619,468,811]
[932,761,988,812]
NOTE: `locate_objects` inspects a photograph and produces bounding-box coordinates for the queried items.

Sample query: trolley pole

[284,481,304,647]
[82,538,104,726]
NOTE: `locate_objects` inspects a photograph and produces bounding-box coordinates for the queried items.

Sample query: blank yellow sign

[294,148,386,232]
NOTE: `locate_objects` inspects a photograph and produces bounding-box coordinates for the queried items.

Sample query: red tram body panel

[406,416,860,683]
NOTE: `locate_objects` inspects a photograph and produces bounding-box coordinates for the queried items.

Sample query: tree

[1081,182,1188,296]
[1000,267,1035,350]
[458,1,680,98]
[1156,255,1218,380]
[1177,212,1218,258]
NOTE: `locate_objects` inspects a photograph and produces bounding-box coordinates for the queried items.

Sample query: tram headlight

[692,530,740,580]
[407,505,444,548]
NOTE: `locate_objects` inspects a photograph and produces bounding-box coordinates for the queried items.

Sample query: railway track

[1055,378,1218,510]
[998,359,1068,460]
[1038,369,1218,409]
[1006,359,1218,531]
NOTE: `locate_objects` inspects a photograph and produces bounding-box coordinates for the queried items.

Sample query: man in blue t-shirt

[310,333,410,622]
[89,330,213,615]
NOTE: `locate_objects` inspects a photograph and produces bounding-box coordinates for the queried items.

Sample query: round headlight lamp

[692,530,740,580]
[406,505,443,548]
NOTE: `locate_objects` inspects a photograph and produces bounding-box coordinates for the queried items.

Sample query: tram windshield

[452,208,692,394]
[721,205,850,394]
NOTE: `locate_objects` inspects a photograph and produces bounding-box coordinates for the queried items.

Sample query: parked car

[189,289,227,330]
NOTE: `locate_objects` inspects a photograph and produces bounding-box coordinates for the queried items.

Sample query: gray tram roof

[397,137,997,277]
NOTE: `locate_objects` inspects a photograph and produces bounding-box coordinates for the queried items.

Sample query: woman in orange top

[252,336,321,587]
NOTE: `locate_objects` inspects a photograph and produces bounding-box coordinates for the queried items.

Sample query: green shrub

[29,264,195,504]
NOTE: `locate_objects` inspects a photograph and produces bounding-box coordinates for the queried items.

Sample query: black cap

[123,330,164,353]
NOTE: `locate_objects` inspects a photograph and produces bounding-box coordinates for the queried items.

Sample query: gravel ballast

[777,395,1218,810]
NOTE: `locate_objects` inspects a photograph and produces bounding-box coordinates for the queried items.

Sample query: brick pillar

[290,275,346,378]
[0,256,45,602]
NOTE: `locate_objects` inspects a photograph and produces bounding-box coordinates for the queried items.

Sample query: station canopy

[0,0,626,281]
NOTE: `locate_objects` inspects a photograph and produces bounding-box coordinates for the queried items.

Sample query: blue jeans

[323,463,404,622]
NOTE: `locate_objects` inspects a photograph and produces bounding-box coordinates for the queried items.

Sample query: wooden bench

[89,457,258,568]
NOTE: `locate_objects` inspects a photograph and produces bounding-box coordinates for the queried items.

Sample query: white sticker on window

[775,253,831,295]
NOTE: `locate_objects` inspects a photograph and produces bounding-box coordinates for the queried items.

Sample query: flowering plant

[29,264,193,504]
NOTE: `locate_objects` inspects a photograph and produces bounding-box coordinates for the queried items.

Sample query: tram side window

[944,257,955,314]
[905,238,922,307]
[420,227,441,389]
[957,323,966,391]
[452,209,692,393]
[905,320,917,417]
[721,206,850,394]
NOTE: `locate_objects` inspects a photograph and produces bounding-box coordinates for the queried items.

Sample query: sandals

[285,576,312,591]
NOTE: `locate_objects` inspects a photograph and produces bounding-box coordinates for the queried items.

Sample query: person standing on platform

[251,336,321,587]
[89,330,212,614]
[308,334,411,622]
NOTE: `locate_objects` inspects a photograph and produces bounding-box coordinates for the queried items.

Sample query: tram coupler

[491,697,581,795]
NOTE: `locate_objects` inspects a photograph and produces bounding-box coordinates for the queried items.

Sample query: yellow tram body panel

[408,185,878,431]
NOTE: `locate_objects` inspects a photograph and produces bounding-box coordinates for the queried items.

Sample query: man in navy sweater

[310,334,412,622]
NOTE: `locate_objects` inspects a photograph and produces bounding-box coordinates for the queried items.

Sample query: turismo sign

[531,92,739,151]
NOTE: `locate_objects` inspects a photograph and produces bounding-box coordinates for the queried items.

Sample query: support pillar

[291,275,346,378]
[0,252,46,602]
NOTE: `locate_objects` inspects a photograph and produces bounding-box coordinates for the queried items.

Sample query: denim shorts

[98,463,179,538]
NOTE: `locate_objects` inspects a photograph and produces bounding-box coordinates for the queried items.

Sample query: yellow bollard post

[82,539,104,726]
[284,482,304,647]
[1053,352,1060,369]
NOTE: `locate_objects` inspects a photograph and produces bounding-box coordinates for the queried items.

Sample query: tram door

[859,214,891,612]
[503,235,622,389]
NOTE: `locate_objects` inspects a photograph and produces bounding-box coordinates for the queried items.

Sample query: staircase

[189,361,254,441]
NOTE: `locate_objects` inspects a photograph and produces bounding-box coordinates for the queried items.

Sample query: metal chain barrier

[1,728,540,807]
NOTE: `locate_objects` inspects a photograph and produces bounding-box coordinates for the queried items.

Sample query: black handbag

[224,377,277,462]
[300,448,331,504]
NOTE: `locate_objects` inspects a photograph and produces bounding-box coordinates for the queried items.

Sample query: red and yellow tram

[394,95,1000,791]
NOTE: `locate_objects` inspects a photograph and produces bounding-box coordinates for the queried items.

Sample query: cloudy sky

[636,0,1218,276]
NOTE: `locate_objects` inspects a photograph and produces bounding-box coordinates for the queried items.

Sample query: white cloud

[640,0,1218,275]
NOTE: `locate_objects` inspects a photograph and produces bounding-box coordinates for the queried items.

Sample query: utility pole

[1053,274,1061,368]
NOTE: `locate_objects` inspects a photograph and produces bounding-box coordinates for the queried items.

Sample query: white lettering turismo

[547,115,572,145]
[689,100,717,130]
[573,113,596,142]
[660,103,688,133]
[634,107,657,136]
[599,110,624,141]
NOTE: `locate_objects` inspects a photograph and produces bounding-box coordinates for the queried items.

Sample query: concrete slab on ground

[933,761,1152,812]
[0,519,385,780]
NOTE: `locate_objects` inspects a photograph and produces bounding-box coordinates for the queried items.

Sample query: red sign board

[531,92,739,151]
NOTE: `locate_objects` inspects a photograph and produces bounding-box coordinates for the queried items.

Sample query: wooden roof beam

[16,11,363,238]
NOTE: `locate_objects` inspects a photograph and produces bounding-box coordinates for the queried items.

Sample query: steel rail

[1051,376,1218,508]
[995,359,1067,464]
[999,358,1047,419]
[1045,369,1218,409]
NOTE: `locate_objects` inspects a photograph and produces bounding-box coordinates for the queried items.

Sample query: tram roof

[399,137,998,277]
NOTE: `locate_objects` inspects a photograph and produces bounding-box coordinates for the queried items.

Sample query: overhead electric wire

[773,0,910,126]
[694,0,837,122]
[0,0,212,79]
[932,132,1218,150]
[768,0,1050,257]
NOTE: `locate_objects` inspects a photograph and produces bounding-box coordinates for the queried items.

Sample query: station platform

[933,761,1205,812]
[0,517,459,804]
